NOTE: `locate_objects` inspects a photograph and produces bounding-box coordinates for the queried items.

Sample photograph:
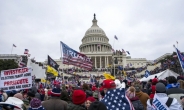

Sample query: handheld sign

[0,67,32,91]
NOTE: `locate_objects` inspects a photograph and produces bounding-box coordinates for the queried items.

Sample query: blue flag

[126,51,130,55]
[175,47,184,70]
[114,35,118,40]
[118,66,123,70]
[144,70,150,78]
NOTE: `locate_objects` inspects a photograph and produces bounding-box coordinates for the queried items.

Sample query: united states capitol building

[56,14,150,76]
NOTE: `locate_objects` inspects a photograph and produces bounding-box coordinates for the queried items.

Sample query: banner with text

[0,67,32,91]
[60,41,93,70]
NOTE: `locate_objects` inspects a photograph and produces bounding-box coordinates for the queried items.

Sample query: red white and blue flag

[24,49,29,54]
[101,88,134,110]
[60,41,93,70]
[175,47,184,70]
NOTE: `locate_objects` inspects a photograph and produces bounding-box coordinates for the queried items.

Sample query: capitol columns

[95,56,97,68]
[100,56,102,68]
[107,56,109,66]
[105,56,106,67]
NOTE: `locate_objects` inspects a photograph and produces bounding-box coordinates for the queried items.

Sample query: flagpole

[60,41,64,80]
[11,45,13,54]
[174,45,184,74]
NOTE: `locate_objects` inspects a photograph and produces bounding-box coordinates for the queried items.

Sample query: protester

[42,87,68,110]
[29,98,45,110]
[102,79,116,94]
[1,90,8,102]
[126,86,144,110]
[0,97,24,110]
[147,82,182,110]
[67,89,86,110]
[14,93,28,110]
[88,101,107,110]
[166,76,184,106]
[38,84,45,101]
[148,78,158,99]
[134,81,150,110]
[60,90,72,104]
[29,86,41,100]
[85,96,95,109]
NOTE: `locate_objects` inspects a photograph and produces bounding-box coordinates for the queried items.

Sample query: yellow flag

[41,78,46,83]
[47,65,58,77]
[123,71,127,76]
[103,72,115,80]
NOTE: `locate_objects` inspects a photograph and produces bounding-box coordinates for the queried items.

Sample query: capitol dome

[79,14,112,53]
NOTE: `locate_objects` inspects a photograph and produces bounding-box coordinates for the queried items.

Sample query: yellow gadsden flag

[41,78,46,83]
[47,65,58,77]
[103,72,115,80]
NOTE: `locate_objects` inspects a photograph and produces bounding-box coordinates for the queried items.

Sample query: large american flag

[60,41,93,70]
[101,88,134,110]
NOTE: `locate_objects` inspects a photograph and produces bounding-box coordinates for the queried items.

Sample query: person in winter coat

[30,86,41,100]
[42,87,68,110]
[88,101,107,110]
[166,76,184,106]
[126,86,144,110]
[148,78,158,99]
[147,82,182,110]
[67,89,86,110]
[29,98,45,110]
[85,97,95,110]
[134,81,150,110]
[60,90,72,104]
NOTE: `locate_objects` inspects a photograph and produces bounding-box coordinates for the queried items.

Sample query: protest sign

[0,67,32,91]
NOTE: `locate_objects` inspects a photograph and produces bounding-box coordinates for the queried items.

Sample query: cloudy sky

[0,0,184,62]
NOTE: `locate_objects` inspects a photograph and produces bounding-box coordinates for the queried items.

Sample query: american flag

[101,88,134,110]
[175,47,184,69]
[18,56,27,68]
[24,49,29,54]
[13,44,16,47]
[60,41,93,70]
[114,35,118,40]
[97,44,101,47]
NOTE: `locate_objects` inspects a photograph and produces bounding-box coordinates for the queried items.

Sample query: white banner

[0,67,32,91]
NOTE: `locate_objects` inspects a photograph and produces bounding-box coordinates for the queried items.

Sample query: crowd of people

[1,75,184,110]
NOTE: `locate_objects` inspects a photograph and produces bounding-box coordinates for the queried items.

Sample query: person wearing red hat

[85,96,95,109]
[148,78,158,99]
[102,79,116,94]
[67,90,86,110]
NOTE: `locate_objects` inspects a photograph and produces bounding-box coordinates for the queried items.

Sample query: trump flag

[60,41,93,70]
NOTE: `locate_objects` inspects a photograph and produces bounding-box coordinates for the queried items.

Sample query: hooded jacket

[31,86,41,100]
[67,103,85,110]
[147,93,182,110]
[166,87,184,106]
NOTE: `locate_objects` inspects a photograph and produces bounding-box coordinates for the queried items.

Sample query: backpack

[150,97,173,107]
[131,100,144,110]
